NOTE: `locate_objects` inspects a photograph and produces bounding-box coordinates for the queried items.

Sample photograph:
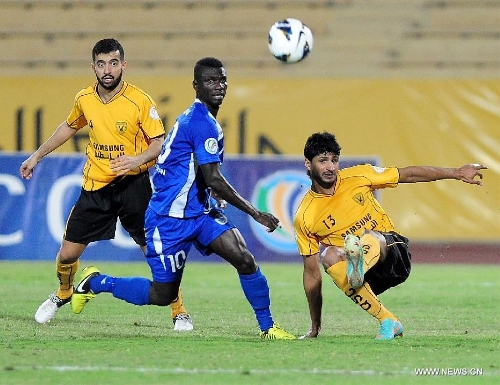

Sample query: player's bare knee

[57,251,79,264]
[59,241,87,263]
[321,246,344,270]
[235,250,258,275]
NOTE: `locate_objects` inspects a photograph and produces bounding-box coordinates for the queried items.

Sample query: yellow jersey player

[293,132,487,340]
[20,38,193,331]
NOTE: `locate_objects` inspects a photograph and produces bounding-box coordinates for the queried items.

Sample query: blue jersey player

[71,57,296,340]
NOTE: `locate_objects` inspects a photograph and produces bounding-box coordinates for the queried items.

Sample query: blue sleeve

[190,116,221,166]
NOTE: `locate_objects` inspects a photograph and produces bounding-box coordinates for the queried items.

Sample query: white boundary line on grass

[15,366,499,376]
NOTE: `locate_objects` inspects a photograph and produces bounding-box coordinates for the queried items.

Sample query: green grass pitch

[0,261,498,385]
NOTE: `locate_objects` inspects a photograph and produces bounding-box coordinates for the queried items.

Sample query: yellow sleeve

[294,209,320,257]
[137,91,165,140]
[66,88,91,130]
[364,165,399,189]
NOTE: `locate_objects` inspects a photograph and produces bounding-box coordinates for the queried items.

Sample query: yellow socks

[55,254,79,300]
[360,233,381,271]
[326,261,396,322]
[170,287,188,318]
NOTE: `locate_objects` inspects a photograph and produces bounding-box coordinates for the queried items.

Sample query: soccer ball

[268,18,314,64]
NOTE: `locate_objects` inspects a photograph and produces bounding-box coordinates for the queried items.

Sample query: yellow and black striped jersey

[67,81,165,191]
[293,164,401,256]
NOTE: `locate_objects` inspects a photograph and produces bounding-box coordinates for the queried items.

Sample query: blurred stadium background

[0,0,498,263]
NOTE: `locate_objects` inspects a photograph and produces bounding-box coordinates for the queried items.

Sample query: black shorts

[64,172,152,246]
[364,232,412,295]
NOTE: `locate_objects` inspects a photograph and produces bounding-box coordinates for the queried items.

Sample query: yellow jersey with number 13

[67,81,165,191]
[293,164,401,257]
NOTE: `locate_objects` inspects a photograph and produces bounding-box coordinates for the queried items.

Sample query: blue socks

[239,267,273,331]
[88,267,274,329]
[90,274,151,306]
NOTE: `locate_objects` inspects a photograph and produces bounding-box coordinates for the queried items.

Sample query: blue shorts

[144,207,235,283]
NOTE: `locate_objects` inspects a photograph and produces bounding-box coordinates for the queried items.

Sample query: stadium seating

[0,0,498,77]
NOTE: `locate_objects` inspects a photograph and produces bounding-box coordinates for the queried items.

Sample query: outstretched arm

[200,162,280,232]
[300,253,323,339]
[398,164,487,186]
[20,121,78,180]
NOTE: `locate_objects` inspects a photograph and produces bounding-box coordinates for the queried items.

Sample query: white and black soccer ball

[268,18,314,64]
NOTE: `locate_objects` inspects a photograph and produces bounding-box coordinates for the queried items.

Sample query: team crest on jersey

[352,192,365,205]
[116,121,127,134]
[149,106,160,120]
[204,138,218,154]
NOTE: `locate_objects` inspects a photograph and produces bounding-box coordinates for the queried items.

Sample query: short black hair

[92,38,124,62]
[194,57,224,81]
[303,132,341,160]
